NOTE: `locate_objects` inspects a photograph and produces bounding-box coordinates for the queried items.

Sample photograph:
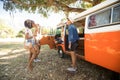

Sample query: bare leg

[34,45,40,59]
[28,48,36,71]
[71,51,77,68]
[27,44,33,63]
[29,51,32,62]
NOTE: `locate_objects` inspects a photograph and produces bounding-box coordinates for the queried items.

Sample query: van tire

[58,47,64,58]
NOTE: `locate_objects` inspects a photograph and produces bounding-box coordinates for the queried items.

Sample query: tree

[16,29,24,37]
[1,0,105,17]
[0,19,15,38]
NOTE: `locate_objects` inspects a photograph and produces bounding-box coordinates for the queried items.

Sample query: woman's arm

[33,24,40,37]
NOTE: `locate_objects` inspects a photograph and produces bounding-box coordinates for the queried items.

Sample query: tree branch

[67,7,85,12]
[54,1,85,12]
[83,0,93,4]
[11,0,43,7]
[83,0,102,6]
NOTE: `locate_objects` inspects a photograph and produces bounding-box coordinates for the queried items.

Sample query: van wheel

[58,47,64,58]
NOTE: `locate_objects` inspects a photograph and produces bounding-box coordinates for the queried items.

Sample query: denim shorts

[71,40,79,52]
[25,39,35,46]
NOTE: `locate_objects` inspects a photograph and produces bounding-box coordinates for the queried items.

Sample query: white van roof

[73,0,119,22]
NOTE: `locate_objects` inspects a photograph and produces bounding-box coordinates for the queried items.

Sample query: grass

[0,42,23,50]
[0,42,62,80]
[0,42,112,80]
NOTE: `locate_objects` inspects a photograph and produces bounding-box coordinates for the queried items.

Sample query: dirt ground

[0,42,113,80]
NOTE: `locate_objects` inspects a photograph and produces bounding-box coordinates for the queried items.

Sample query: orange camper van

[39,0,120,75]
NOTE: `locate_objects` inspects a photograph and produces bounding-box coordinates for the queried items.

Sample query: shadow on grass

[0,42,28,80]
[0,42,23,50]
[0,50,27,80]
[0,42,114,80]
[0,49,27,59]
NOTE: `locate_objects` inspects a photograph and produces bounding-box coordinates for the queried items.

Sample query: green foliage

[40,27,56,35]
[0,27,15,38]
[80,1,92,9]
[1,0,103,17]
[16,33,24,37]
[16,29,25,38]
[56,29,61,35]
[0,19,15,38]
[78,27,84,34]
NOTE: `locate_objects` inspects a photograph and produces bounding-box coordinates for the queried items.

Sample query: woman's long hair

[24,19,34,29]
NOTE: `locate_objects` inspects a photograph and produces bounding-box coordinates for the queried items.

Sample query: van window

[89,15,96,27]
[56,28,62,35]
[89,9,111,27]
[112,4,120,23]
[78,27,84,34]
